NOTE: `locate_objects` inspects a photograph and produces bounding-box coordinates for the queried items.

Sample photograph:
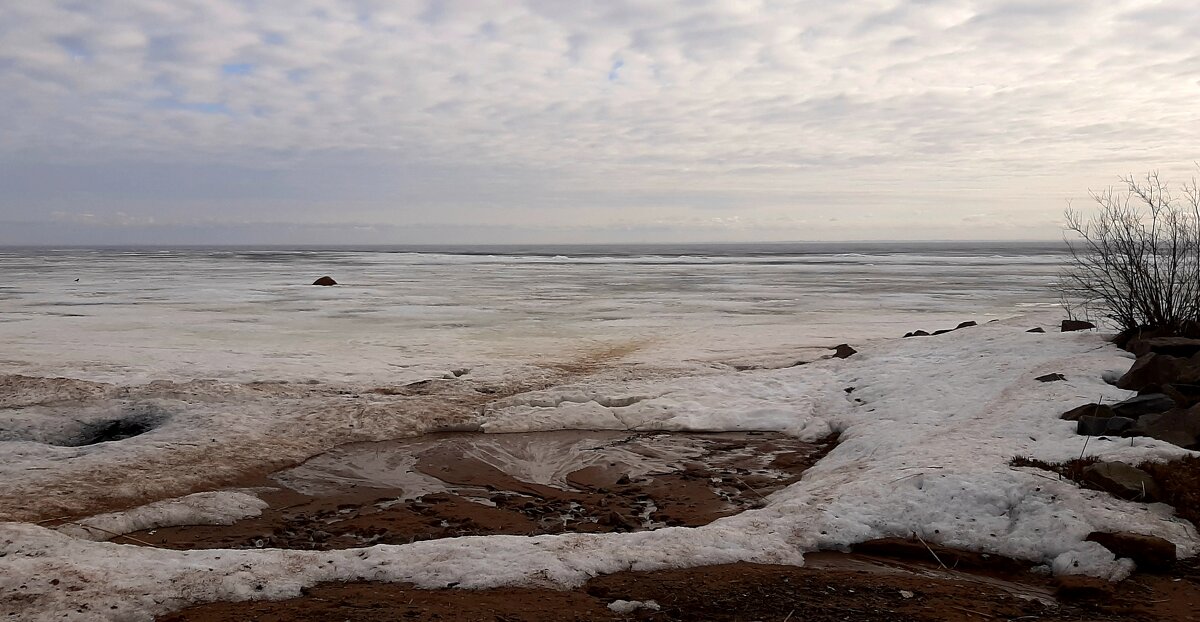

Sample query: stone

[1112,325,1171,350]
[903,330,929,338]
[1128,404,1200,449]
[312,276,337,286]
[1035,373,1066,383]
[956,321,977,329]
[1127,337,1200,359]
[1163,383,1200,408]
[1077,415,1135,436]
[1085,531,1176,571]
[1116,353,1184,392]
[1080,461,1160,501]
[931,328,953,335]
[1060,403,1115,421]
[832,344,857,359]
[1026,327,1045,333]
[1110,393,1175,419]
[1061,319,1096,332]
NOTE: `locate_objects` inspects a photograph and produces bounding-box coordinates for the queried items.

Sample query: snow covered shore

[2,319,1198,621]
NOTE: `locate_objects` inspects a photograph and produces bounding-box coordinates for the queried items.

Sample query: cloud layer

[1,1,1198,243]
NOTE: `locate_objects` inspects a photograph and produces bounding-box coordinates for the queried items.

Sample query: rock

[1077,415,1135,436]
[1054,575,1114,600]
[1080,461,1160,501]
[1026,327,1045,333]
[1110,393,1175,419]
[931,328,953,335]
[1060,403,1115,421]
[1127,337,1200,359]
[1035,373,1066,383]
[312,276,337,286]
[956,321,977,329]
[1113,325,1172,350]
[600,511,635,530]
[903,330,929,338]
[832,344,857,359]
[1085,531,1176,571]
[1163,383,1200,408]
[1128,404,1200,449]
[1061,319,1096,332]
[1116,353,1185,392]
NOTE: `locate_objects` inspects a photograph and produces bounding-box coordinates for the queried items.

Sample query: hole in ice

[117,430,836,550]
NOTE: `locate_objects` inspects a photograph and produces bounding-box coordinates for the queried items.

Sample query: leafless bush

[1059,170,1200,331]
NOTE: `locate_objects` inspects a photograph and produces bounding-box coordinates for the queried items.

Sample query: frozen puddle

[115,430,834,550]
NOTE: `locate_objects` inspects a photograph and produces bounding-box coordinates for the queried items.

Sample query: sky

[0,0,1198,245]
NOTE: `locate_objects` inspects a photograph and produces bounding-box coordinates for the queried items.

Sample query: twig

[783,610,795,622]
[913,532,947,569]
[729,474,767,501]
[34,515,73,525]
[950,605,990,618]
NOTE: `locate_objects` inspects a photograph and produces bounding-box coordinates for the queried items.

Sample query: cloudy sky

[1,1,1198,245]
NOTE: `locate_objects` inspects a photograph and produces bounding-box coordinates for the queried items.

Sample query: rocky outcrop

[1085,531,1176,571]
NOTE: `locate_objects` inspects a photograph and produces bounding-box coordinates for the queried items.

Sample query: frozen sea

[0,241,1068,385]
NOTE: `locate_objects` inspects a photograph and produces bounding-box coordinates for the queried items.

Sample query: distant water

[0,242,1069,385]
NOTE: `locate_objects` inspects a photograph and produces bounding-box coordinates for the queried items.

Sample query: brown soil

[119,431,835,550]
[157,551,1200,622]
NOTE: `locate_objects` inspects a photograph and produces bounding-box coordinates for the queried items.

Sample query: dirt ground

[158,549,1200,622]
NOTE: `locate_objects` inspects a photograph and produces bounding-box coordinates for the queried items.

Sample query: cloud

[0,0,1197,243]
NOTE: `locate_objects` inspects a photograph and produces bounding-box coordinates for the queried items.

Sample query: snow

[608,599,661,613]
[54,491,269,541]
[2,320,1199,621]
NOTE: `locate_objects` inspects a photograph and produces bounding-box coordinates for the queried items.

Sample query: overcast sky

[1,1,1198,245]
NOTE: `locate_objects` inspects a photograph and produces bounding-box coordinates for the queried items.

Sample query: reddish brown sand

[122,431,835,550]
[158,550,1200,621]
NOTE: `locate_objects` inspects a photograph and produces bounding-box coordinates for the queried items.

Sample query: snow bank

[54,491,269,542]
[3,322,1199,621]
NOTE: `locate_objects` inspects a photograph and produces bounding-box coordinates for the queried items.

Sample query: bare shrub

[1059,170,1200,332]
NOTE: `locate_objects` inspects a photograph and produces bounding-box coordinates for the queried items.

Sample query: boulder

[1127,337,1200,359]
[831,344,857,359]
[1128,404,1200,449]
[1061,319,1096,332]
[1112,325,1171,350]
[1116,353,1184,392]
[1110,393,1175,419]
[1035,373,1066,383]
[312,276,338,286]
[903,330,930,338]
[956,321,977,329]
[1061,403,1115,421]
[1085,531,1176,571]
[1026,327,1045,333]
[1080,461,1160,501]
[1163,383,1200,408]
[1077,415,1135,436]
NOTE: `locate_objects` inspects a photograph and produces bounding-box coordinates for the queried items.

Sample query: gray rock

[1080,461,1160,501]
[1077,415,1136,436]
[1062,319,1096,332]
[1128,404,1200,449]
[1026,327,1046,333]
[1061,403,1115,421]
[1111,394,1174,419]
[1127,337,1200,359]
[1117,353,1185,392]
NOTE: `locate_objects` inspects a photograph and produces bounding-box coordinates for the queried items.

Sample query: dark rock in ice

[1026,327,1045,333]
[1061,319,1096,332]
[1085,531,1176,571]
[312,276,338,286]
[1077,415,1134,436]
[1128,404,1200,449]
[831,344,856,359]
[1061,403,1115,421]
[1111,393,1175,419]
[1081,461,1160,501]
[956,321,977,329]
[931,328,953,335]
[903,330,929,338]
[1035,373,1066,383]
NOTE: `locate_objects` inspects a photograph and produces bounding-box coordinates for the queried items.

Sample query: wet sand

[123,430,835,550]
[158,551,1200,621]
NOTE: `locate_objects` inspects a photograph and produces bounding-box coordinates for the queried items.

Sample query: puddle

[124,430,835,550]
